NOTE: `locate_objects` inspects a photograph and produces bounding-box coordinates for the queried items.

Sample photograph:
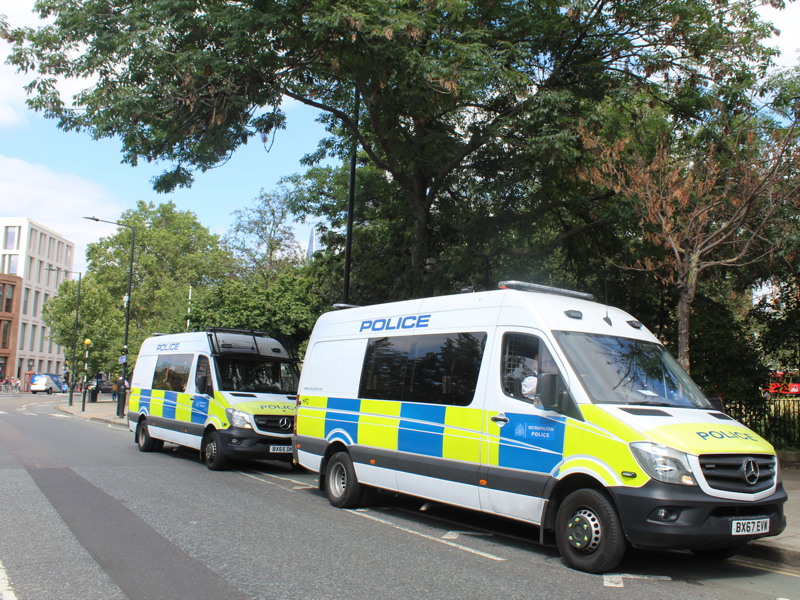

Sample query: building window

[19,323,26,350]
[39,327,46,352]
[1,320,10,349]
[3,226,20,250]
[4,254,18,275]
[33,291,40,318]
[30,325,36,351]
[4,283,13,312]
[22,288,29,315]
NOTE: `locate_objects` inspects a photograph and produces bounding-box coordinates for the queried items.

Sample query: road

[1,393,799,600]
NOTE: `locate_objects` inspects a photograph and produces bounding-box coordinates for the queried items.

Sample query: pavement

[53,394,800,568]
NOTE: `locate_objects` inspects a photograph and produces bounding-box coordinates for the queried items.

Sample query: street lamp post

[84,216,135,419]
[81,338,92,412]
[47,268,82,406]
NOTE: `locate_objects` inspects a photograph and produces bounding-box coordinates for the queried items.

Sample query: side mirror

[537,372,559,410]
[708,397,725,413]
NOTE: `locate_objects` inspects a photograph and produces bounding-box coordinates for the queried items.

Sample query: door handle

[491,415,509,423]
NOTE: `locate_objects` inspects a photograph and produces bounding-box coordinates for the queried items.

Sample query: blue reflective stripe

[497,413,566,472]
[192,395,209,424]
[398,403,446,457]
[161,391,179,420]
[325,397,361,442]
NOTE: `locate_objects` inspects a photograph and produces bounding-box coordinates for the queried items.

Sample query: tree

[580,104,800,372]
[43,201,231,374]
[3,0,781,295]
[224,188,304,285]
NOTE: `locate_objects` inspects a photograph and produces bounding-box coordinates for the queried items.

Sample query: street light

[81,338,92,412]
[84,216,135,419]
[46,267,81,406]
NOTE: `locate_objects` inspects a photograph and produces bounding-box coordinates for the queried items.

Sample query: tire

[202,430,228,471]
[46,387,53,395]
[136,420,164,452]
[325,451,367,508]
[555,488,627,573]
[691,546,742,560]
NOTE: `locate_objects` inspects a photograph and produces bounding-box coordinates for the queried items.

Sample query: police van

[293,281,787,573]
[129,328,299,470]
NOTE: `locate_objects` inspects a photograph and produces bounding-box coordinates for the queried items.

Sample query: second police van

[294,281,787,573]
[129,328,299,470]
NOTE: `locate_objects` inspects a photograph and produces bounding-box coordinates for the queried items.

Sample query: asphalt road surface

[1,394,799,600]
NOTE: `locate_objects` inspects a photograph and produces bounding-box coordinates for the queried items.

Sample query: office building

[0,218,75,387]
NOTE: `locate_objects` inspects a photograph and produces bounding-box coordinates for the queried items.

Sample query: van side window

[502,333,559,401]
[152,353,193,392]
[195,355,213,396]
[359,332,487,406]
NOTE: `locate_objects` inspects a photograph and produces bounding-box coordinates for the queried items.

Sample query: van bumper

[216,428,294,462]
[610,481,787,550]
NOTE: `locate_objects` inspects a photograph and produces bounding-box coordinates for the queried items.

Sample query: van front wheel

[325,452,364,508]
[202,430,227,470]
[555,488,627,573]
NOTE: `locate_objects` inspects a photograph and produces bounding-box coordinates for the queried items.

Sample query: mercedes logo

[742,458,760,486]
[278,416,293,431]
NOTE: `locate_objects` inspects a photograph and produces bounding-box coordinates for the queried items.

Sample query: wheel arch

[542,473,620,538]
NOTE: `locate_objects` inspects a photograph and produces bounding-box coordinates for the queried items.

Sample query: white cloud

[0,155,125,271]
[758,2,800,69]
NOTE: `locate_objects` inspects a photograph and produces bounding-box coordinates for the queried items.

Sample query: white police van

[129,328,299,470]
[294,281,787,572]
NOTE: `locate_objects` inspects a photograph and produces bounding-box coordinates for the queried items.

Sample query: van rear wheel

[325,451,365,508]
[136,420,163,452]
[555,488,627,573]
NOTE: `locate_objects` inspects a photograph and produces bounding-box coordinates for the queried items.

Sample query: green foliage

[43,201,231,376]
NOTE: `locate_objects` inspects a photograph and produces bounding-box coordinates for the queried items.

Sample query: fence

[724,396,800,450]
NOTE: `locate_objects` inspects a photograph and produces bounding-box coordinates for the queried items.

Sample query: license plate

[270,445,293,453]
[732,518,769,535]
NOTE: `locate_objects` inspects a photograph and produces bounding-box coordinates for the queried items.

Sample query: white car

[30,373,65,394]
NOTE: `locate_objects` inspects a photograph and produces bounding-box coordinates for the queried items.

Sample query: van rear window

[359,332,486,406]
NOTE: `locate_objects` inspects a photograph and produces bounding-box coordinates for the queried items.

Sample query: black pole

[118,226,135,419]
[68,272,81,407]
[343,86,359,305]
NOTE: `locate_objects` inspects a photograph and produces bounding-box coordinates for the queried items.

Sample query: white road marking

[603,573,671,588]
[0,559,18,600]
[238,470,315,489]
[442,530,494,540]
[349,509,506,561]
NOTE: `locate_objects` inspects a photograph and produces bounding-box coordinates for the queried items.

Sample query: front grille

[253,414,294,434]
[699,454,776,493]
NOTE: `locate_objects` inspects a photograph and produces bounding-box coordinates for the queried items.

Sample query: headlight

[630,442,695,486]
[225,408,253,429]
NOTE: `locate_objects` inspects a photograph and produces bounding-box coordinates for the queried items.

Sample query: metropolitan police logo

[278,416,293,431]
[742,458,760,486]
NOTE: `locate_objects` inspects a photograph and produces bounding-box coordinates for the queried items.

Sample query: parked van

[30,373,67,394]
[129,328,299,470]
[294,281,787,573]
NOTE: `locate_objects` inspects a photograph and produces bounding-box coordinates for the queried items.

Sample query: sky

[1,1,799,274]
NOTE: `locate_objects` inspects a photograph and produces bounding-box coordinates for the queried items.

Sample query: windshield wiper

[625,400,673,407]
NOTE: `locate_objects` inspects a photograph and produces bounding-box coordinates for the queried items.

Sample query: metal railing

[724,396,800,450]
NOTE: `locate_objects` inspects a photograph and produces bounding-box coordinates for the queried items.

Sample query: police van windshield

[215,356,298,395]
[554,331,711,409]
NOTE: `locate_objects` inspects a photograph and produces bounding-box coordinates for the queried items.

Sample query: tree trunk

[676,257,700,374]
